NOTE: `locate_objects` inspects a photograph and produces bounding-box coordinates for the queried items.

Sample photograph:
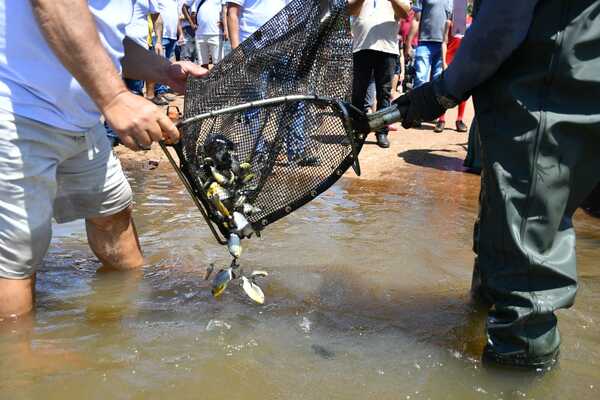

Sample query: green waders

[471,0,600,366]
[463,118,481,173]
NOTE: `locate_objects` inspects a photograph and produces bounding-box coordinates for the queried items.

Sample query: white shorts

[0,113,133,279]
[195,35,222,65]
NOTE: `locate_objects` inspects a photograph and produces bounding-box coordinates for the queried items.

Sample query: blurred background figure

[180,0,199,62]
[350,0,410,149]
[436,0,470,133]
[194,0,226,68]
[152,0,181,105]
[407,0,452,130]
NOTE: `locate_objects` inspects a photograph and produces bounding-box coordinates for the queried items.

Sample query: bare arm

[122,38,171,83]
[405,12,419,58]
[389,0,410,20]
[122,38,206,93]
[154,14,164,54]
[399,48,405,79]
[347,0,366,16]
[182,4,197,30]
[227,3,241,49]
[441,19,450,69]
[221,4,229,41]
[177,20,184,44]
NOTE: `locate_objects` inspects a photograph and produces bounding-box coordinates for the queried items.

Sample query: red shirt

[399,10,418,48]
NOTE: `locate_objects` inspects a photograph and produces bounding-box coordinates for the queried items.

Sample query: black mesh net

[179,0,359,235]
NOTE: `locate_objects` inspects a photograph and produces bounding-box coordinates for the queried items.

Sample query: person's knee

[86,205,134,233]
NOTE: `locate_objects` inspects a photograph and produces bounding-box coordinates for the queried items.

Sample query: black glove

[394,79,454,130]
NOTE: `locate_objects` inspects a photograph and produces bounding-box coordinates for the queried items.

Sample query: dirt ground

[115,96,475,181]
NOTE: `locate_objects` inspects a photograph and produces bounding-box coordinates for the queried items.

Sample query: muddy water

[1,164,599,400]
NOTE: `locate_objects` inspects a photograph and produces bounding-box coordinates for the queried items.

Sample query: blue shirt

[413,0,453,43]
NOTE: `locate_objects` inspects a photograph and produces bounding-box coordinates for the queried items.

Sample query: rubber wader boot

[471,0,600,369]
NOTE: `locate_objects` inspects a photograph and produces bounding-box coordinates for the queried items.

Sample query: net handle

[178,95,407,135]
[366,104,407,133]
[176,95,336,129]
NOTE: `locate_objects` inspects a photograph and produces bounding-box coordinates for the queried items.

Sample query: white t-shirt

[157,0,180,40]
[194,0,225,37]
[0,1,134,131]
[226,0,290,43]
[352,0,400,55]
[126,0,160,47]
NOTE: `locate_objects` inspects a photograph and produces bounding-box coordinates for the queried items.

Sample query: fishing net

[175,0,360,239]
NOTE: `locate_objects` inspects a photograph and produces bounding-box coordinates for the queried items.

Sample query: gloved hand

[394,79,452,129]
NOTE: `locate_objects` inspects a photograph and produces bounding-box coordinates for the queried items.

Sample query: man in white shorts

[0,0,206,318]
[194,0,227,67]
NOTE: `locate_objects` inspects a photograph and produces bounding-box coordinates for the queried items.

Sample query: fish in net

[161,0,404,302]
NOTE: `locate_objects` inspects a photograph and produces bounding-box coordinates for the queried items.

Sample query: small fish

[241,276,265,304]
[207,182,232,218]
[210,166,234,186]
[205,264,215,280]
[311,344,335,360]
[227,233,242,258]
[211,268,234,298]
[242,173,256,183]
[250,270,268,279]
[233,212,254,238]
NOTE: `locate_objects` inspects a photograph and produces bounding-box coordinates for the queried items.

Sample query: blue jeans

[124,78,144,96]
[414,42,443,88]
[155,38,178,95]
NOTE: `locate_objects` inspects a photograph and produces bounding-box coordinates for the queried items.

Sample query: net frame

[171,0,363,239]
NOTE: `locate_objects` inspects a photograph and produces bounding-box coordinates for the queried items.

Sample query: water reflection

[0,165,598,399]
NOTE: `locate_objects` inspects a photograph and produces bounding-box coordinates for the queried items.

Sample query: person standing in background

[180,0,199,62]
[195,0,226,67]
[349,0,410,148]
[153,0,181,104]
[407,0,452,129]
[125,0,161,97]
[390,25,407,100]
[220,1,232,58]
[435,0,470,133]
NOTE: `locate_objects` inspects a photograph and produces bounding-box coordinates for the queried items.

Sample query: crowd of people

[1,0,599,372]
[115,0,469,148]
[124,1,300,102]
[353,0,474,149]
